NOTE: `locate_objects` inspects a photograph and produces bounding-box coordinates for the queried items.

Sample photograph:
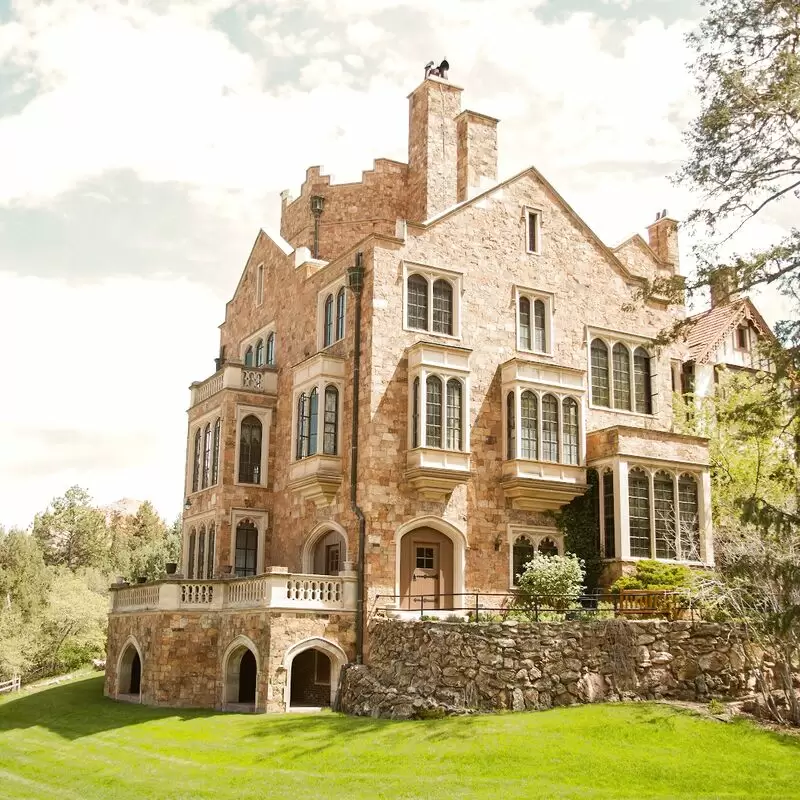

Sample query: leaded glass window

[612,343,631,411]
[192,429,201,492]
[562,397,579,465]
[426,376,443,448]
[533,299,546,351]
[323,294,334,347]
[591,339,610,407]
[407,275,428,330]
[266,332,275,366]
[202,423,211,489]
[634,347,652,414]
[628,468,651,557]
[197,527,206,580]
[235,521,258,578]
[603,471,615,557]
[446,379,462,450]
[206,523,216,579]
[238,415,262,483]
[541,394,559,462]
[187,529,196,579]
[336,287,346,341]
[512,536,534,585]
[412,377,420,448]
[654,471,676,559]
[255,339,264,366]
[323,385,338,455]
[519,296,531,350]
[211,418,220,485]
[506,391,515,459]
[308,388,318,456]
[678,475,700,561]
[244,346,254,367]
[520,390,538,460]
[432,279,453,335]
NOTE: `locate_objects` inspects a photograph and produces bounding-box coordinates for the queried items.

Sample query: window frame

[735,324,750,351]
[233,405,272,488]
[292,378,344,462]
[317,277,347,350]
[506,525,563,589]
[228,509,268,577]
[255,262,264,307]
[515,287,554,356]
[409,372,467,453]
[402,262,463,340]
[524,207,543,255]
[188,412,223,496]
[240,324,276,367]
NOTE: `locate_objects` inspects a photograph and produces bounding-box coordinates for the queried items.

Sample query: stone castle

[105,75,716,713]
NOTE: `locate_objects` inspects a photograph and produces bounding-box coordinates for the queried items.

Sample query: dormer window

[735,324,749,351]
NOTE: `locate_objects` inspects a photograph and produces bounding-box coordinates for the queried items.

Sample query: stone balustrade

[110,568,357,613]
[190,364,278,407]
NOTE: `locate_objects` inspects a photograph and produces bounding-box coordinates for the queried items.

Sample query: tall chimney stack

[646,213,680,273]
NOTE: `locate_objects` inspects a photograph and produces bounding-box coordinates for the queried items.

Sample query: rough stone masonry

[339,619,759,719]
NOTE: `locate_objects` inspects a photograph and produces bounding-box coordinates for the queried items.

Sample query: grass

[1,674,799,800]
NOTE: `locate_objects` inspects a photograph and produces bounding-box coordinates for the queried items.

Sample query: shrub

[515,552,585,618]
[610,560,696,593]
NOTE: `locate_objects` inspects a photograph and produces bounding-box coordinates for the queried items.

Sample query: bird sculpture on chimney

[424,59,450,79]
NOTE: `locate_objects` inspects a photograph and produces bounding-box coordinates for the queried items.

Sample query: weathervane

[424,59,450,80]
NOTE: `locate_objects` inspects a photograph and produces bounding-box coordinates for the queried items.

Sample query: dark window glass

[538,537,558,556]
[325,543,340,576]
[336,287,346,341]
[308,388,318,456]
[235,522,258,577]
[211,418,221,485]
[533,298,546,351]
[197,527,206,580]
[426,376,443,448]
[678,475,700,561]
[187,529,196,579]
[541,394,559,462]
[412,377,420,448]
[324,294,334,347]
[527,211,539,252]
[591,339,610,407]
[255,339,264,367]
[323,385,338,455]
[736,325,749,350]
[266,332,275,366]
[519,296,531,350]
[206,524,216,579]
[634,347,652,414]
[432,279,453,335]
[202,423,211,489]
[654,471,676,560]
[244,346,254,367]
[296,393,309,459]
[446,379,462,450]
[562,397,579,465]
[415,547,435,569]
[512,536,534,585]
[506,391,516,459]
[603,471,615,558]
[238,415,262,483]
[520,390,538,460]
[192,429,201,492]
[407,274,428,330]
[629,469,651,558]
[612,343,632,410]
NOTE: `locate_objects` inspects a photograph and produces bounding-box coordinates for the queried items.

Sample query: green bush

[610,560,696,593]
[514,553,585,620]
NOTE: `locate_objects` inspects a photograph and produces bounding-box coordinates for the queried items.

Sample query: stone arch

[282,637,348,711]
[116,635,144,701]
[222,635,261,710]
[394,516,467,610]
[300,521,349,575]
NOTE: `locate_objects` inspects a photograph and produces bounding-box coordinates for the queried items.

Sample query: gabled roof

[685,297,775,364]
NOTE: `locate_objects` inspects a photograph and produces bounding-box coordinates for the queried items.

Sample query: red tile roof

[685,297,774,363]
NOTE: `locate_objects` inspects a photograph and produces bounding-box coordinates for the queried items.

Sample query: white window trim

[514,285,554,356]
[523,206,543,256]
[407,371,470,452]
[291,378,345,462]
[402,261,463,340]
[255,262,265,307]
[317,276,347,351]
[183,513,214,578]
[240,323,276,366]
[186,409,223,497]
[506,525,563,588]
[230,509,269,577]
[586,327,658,417]
[233,405,272,488]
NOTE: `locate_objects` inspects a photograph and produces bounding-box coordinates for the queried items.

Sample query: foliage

[708,698,726,715]
[610,560,698,593]
[514,553,585,617]
[555,469,603,590]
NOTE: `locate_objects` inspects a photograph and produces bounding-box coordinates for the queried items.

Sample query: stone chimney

[646,213,680,272]
[407,77,463,222]
[709,266,738,308]
[456,110,498,202]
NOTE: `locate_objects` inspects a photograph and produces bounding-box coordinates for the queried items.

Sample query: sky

[0,0,795,528]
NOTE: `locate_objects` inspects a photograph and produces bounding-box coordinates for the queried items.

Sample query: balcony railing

[110,568,357,613]
[190,364,278,407]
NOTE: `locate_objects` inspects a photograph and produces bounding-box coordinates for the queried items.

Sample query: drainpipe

[346,252,366,663]
[311,196,325,259]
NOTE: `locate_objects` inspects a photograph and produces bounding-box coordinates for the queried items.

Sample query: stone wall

[340,619,755,719]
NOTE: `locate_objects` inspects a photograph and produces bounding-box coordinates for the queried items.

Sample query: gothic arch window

[335,287,346,341]
[323,294,334,347]
[562,397,579,465]
[323,385,338,455]
[187,528,196,579]
[255,338,265,367]
[445,379,463,450]
[654,471,676,560]
[538,537,558,556]
[590,338,610,407]
[533,299,546,352]
[244,345,254,367]
[238,415,262,484]
[296,393,310,459]
[308,388,319,456]
[266,332,275,366]
[192,429,201,493]
[432,279,453,335]
[426,376,443,448]
[512,536,534,586]
[541,394,559,462]
[679,474,700,561]
[520,390,538,460]
[197,525,206,580]
[506,391,516,459]
[407,274,428,330]
[519,296,531,350]
[211,418,221,485]
[206,523,216,579]
[612,343,632,411]
[411,377,420,449]
[634,347,653,414]
[628,468,651,558]
[202,423,212,489]
[234,520,258,578]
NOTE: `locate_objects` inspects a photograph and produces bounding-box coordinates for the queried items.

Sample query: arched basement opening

[289,648,332,708]
[117,642,142,701]
[238,650,256,704]
[223,640,259,712]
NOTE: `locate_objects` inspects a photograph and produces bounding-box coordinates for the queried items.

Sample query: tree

[0,528,50,620]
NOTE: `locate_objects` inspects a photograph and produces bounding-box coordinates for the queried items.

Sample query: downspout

[346,252,366,663]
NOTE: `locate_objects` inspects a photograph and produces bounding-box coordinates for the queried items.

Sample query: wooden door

[413,543,440,609]
[399,528,453,610]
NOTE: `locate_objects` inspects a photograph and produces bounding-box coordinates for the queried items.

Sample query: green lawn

[0,674,798,800]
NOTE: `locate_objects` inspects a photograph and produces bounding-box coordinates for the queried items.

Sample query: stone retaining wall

[340,619,757,719]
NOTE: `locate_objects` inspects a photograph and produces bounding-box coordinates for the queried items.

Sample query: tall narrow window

[446,379,462,450]
[633,347,652,414]
[432,279,453,335]
[541,394,559,462]
[323,385,338,455]
[206,523,216,579]
[562,397,579,465]
[527,210,540,253]
[211,418,221,485]
[407,274,428,330]
[192,429,201,492]
[628,468,651,558]
[323,294,334,347]
[256,264,264,305]
[235,521,258,578]
[506,391,516,459]
[266,332,275,366]
[678,474,700,561]
[336,287,346,341]
[197,527,206,580]
[520,390,538,460]
[603,471,615,557]
[519,297,531,350]
[591,339,610,407]
[308,388,319,456]
[411,377,420,448]
[187,529,196,579]
[533,299,546,352]
[238,415,262,483]
[426,376,443,448]
[202,423,212,488]
[244,346,254,367]
[255,339,264,367]
[512,536,534,585]
[654,471,676,560]
[612,343,632,410]
[296,393,309,459]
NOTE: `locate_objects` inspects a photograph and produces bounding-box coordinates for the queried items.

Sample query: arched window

[506,391,516,459]
[426,376,443,448]
[628,468,651,557]
[187,528,196,579]
[255,339,264,367]
[412,377,420,449]
[197,526,206,580]
[202,423,212,489]
[446,379,462,450]
[238,415,262,483]
[323,385,339,455]
[520,390,538,460]
[538,537,559,556]
[266,332,275,366]
[323,294,334,347]
[512,536,534,585]
[244,345,254,367]
[296,393,310,459]
[533,299,546,352]
[602,471,615,557]
[407,274,428,330]
[678,474,700,561]
[211,418,221,485]
[206,523,216,579]
[590,339,610,407]
[519,297,531,350]
[562,397,579,465]
[235,521,258,578]
[612,343,632,410]
[634,347,652,414]
[308,388,319,456]
[654,471,676,560]
[541,394,559,462]
[192,429,201,492]
[335,287,346,341]
[432,279,453,335]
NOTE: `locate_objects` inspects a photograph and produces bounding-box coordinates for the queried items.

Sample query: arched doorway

[289,648,332,708]
[222,637,260,711]
[399,527,454,611]
[238,650,256,703]
[302,522,348,575]
[117,639,143,701]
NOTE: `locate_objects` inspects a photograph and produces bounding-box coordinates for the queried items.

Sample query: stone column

[616,459,630,560]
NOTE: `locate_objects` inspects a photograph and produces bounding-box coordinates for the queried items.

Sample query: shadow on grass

[0,675,216,741]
